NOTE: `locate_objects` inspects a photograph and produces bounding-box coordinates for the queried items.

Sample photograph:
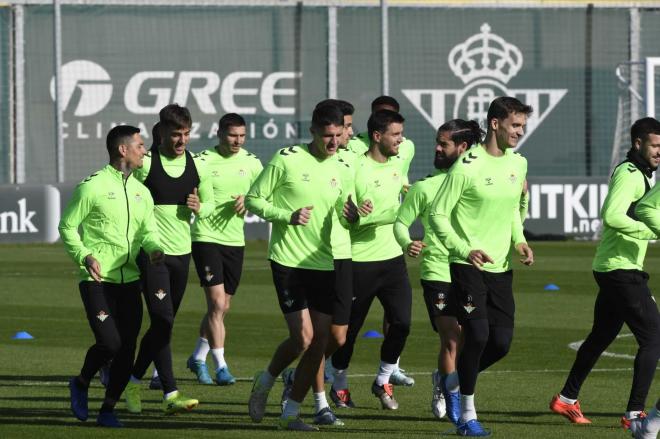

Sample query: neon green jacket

[59,165,161,283]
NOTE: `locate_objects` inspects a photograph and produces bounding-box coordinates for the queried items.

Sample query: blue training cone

[12,331,34,340]
[544,283,560,291]
[363,330,383,338]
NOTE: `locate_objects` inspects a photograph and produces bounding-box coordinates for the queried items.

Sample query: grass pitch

[0,241,658,438]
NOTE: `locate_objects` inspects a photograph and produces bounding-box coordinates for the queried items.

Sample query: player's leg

[70,281,122,422]
[478,270,515,372]
[374,256,412,410]
[618,271,660,430]
[98,281,143,427]
[248,262,312,423]
[329,260,378,408]
[451,263,491,435]
[551,271,623,424]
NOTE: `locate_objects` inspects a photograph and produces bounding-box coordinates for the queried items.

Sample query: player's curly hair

[438,119,484,148]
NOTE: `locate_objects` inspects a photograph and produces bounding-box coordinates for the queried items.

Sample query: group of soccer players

[58,95,660,438]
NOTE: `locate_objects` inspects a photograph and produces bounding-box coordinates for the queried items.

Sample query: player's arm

[192,157,215,218]
[245,162,291,224]
[428,172,473,260]
[58,182,94,267]
[519,179,529,223]
[601,168,656,240]
[138,192,163,261]
[634,185,660,237]
[394,184,425,256]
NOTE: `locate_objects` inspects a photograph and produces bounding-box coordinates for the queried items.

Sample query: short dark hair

[371,96,400,112]
[107,125,140,158]
[159,103,192,130]
[151,122,161,149]
[311,104,344,130]
[315,99,354,116]
[486,97,533,126]
[367,109,405,142]
[630,117,660,147]
[219,113,246,133]
[438,119,484,148]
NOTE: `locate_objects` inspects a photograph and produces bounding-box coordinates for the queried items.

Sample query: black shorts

[270,260,335,315]
[421,279,455,331]
[449,263,514,328]
[191,242,245,294]
[333,259,354,326]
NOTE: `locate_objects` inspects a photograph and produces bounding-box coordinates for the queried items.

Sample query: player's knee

[388,320,411,341]
[152,315,174,335]
[102,335,122,358]
[292,329,313,353]
[465,319,490,347]
[331,330,347,349]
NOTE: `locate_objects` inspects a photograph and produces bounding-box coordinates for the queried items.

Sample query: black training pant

[133,251,191,394]
[561,270,660,411]
[79,280,142,401]
[332,255,412,370]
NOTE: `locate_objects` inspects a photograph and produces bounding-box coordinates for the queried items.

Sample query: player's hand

[358,199,373,217]
[149,250,165,264]
[467,249,494,270]
[343,195,359,223]
[84,254,103,282]
[406,240,426,258]
[290,206,313,225]
[233,195,246,216]
[187,187,201,214]
[515,242,534,266]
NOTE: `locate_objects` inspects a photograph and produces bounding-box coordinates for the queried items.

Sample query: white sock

[151,368,159,379]
[129,375,141,384]
[258,370,276,390]
[559,394,577,405]
[164,390,178,400]
[461,394,477,423]
[444,371,460,393]
[625,410,643,420]
[646,407,660,434]
[395,357,401,371]
[211,348,226,370]
[376,361,397,386]
[282,398,301,419]
[332,368,348,390]
[314,392,329,413]
[193,337,210,362]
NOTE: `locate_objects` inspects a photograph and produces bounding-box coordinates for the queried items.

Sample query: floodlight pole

[54,0,64,183]
[380,0,389,96]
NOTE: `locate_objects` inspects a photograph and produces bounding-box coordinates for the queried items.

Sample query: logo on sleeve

[96,310,109,322]
[155,289,167,300]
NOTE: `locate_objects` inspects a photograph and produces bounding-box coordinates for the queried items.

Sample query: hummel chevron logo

[462,152,478,164]
[279,146,299,156]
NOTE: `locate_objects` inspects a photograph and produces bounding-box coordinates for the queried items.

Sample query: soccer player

[429,97,534,436]
[246,105,358,431]
[186,113,263,385]
[329,109,413,410]
[349,95,416,386]
[394,119,484,424]
[280,99,367,426]
[550,117,660,431]
[124,104,213,415]
[60,125,162,427]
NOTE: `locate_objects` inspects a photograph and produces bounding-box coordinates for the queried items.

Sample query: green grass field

[0,241,658,438]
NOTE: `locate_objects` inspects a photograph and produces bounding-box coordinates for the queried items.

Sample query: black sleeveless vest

[143,149,200,205]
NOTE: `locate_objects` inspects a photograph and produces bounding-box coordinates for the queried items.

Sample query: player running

[60,125,162,427]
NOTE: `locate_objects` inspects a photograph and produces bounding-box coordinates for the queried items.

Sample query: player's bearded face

[378,122,404,157]
[434,130,464,169]
[495,112,527,149]
[639,133,660,170]
[125,134,146,169]
[311,124,343,159]
[161,125,191,157]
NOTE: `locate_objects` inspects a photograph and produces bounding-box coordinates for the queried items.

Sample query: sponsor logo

[403,23,567,150]
[96,310,109,322]
[0,199,38,234]
[155,289,166,300]
[49,60,113,117]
